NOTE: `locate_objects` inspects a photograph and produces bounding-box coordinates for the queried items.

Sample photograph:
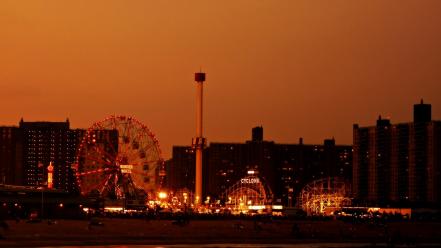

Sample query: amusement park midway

[3,0,441,246]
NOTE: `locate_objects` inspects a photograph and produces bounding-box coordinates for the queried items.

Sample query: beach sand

[1,218,441,247]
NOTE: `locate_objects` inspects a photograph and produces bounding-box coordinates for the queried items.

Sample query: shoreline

[1,219,441,247]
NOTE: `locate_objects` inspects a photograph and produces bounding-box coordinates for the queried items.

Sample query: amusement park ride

[221,174,274,215]
[299,177,351,216]
[73,115,165,210]
[71,114,276,214]
[70,115,350,216]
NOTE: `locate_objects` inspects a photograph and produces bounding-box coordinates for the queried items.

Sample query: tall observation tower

[192,72,206,204]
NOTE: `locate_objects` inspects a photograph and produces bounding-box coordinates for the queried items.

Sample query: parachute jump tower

[192,72,206,204]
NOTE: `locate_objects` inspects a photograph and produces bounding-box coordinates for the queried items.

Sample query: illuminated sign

[120,164,133,174]
[47,162,54,189]
[241,177,260,184]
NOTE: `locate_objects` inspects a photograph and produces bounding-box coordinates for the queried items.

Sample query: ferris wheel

[74,115,165,200]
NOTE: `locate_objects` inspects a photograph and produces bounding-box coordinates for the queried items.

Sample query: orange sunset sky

[1,1,441,158]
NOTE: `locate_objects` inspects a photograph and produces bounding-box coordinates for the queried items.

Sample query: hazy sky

[1,1,441,158]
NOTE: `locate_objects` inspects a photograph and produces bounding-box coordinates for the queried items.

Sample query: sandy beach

[1,218,441,247]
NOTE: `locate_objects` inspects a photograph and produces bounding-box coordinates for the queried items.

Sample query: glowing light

[241,177,260,184]
[47,162,54,189]
[104,207,124,212]
[368,207,381,212]
[120,164,133,174]
[248,205,266,210]
[158,191,168,199]
[272,205,283,210]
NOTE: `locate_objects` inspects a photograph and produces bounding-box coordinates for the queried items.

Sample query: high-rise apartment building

[274,138,352,206]
[168,127,352,206]
[0,127,21,185]
[19,119,82,192]
[165,146,198,192]
[353,101,441,207]
[0,120,85,193]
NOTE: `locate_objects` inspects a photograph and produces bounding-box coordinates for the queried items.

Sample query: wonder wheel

[74,115,165,201]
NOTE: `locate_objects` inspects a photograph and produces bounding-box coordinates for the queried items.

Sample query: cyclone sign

[241,177,260,184]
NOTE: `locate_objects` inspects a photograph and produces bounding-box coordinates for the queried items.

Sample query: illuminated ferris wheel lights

[73,115,165,201]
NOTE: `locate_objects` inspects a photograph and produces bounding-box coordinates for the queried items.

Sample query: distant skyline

[1,1,441,158]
